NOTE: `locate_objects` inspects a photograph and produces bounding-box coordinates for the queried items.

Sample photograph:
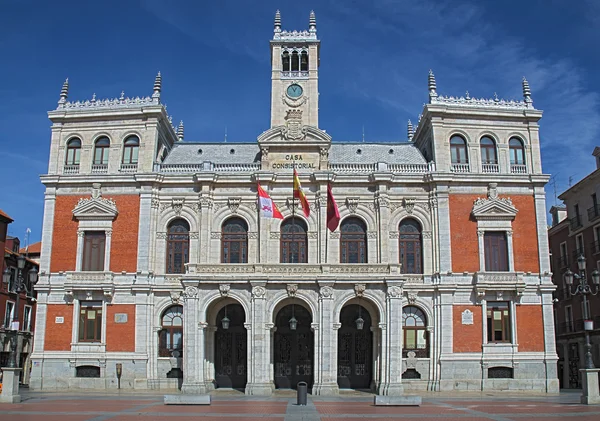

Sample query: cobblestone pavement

[0,390,599,420]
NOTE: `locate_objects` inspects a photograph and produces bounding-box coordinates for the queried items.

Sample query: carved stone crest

[403,197,416,214]
[346,197,359,214]
[319,286,334,299]
[228,197,241,213]
[219,284,230,297]
[172,198,184,216]
[170,291,182,303]
[287,284,298,297]
[387,285,402,298]
[282,109,307,140]
[184,286,198,298]
[354,283,366,297]
[406,291,418,304]
[252,286,266,298]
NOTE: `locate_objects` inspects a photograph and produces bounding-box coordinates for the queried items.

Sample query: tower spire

[177,120,184,141]
[309,10,316,33]
[152,71,162,102]
[522,77,532,106]
[428,69,437,103]
[58,78,69,106]
[274,10,281,33]
[407,120,414,141]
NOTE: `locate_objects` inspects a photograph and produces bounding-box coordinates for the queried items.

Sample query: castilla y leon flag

[257,184,283,219]
[293,169,310,217]
[326,183,340,232]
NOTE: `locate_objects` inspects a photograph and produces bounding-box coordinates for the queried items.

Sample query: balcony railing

[558,255,569,268]
[482,163,499,173]
[330,163,377,173]
[592,240,600,254]
[588,204,600,222]
[569,215,583,230]
[572,248,585,259]
[450,163,470,173]
[119,163,138,173]
[510,164,527,174]
[63,164,80,174]
[91,164,108,174]
[557,321,574,335]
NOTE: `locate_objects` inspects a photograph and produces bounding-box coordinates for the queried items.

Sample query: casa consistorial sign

[269,152,319,171]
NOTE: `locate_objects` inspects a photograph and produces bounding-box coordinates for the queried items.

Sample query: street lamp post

[2,255,38,369]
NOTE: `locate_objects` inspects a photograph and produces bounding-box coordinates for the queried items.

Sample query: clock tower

[270,10,320,129]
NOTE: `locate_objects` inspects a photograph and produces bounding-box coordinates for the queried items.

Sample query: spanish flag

[293,169,310,217]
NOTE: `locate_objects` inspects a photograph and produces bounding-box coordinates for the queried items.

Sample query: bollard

[296,381,308,406]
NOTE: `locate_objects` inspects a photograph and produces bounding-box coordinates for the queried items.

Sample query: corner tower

[270,10,320,129]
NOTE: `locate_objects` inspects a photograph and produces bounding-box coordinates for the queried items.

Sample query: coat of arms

[282,109,307,140]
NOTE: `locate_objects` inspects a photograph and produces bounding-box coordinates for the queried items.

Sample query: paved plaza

[0,390,599,421]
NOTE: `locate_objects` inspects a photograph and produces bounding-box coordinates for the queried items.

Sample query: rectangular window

[565,305,573,333]
[484,232,509,271]
[78,301,103,342]
[487,301,511,343]
[3,301,15,329]
[576,234,584,257]
[82,231,106,271]
[560,242,568,267]
[23,305,32,331]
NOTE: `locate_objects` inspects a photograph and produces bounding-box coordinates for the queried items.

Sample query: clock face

[286,84,303,98]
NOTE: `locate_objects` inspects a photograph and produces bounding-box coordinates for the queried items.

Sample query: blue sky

[1,0,599,243]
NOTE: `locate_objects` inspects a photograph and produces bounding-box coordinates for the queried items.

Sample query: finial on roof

[274,10,281,33]
[120,90,125,100]
[177,120,184,141]
[91,93,96,103]
[58,78,69,105]
[428,70,437,102]
[309,10,316,32]
[152,71,162,101]
[522,77,532,105]
[407,120,414,141]
[493,92,499,102]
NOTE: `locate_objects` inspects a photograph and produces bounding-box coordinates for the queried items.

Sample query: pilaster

[181,285,207,394]
[378,283,404,396]
[435,187,452,273]
[40,188,56,274]
[313,284,339,395]
[136,191,153,272]
[245,283,274,395]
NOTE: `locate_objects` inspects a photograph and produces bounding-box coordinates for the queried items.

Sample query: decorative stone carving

[189,232,199,239]
[199,196,213,209]
[77,230,85,238]
[354,283,366,297]
[265,322,275,331]
[243,323,252,330]
[429,196,438,209]
[171,198,184,216]
[228,197,241,213]
[476,288,485,302]
[198,321,208,330]
[156,232,167,239]
[170,291,182,303]
[387,285,402,298]
[211,232,222,239]
[406,351,418,369]
[270,232,281,239]
[105,229,112,238]
[248,231,258,239]
[389,231,399,239]
[319,147,328,159]
[330,232,340,239]
[72,183,118,221]
[407,291,418,304]
[367,231,377,239]
[261,147,269,160]
[184,286,198,298]
[286,197,301,212]
[472,183,518,219]
[319,286,334,298]
[496,291,504,301]
[282,109,307,140]
[219,284,231,297]
[151,198,160,209]
[252,285,266,298]
[375,192,389,209]
[422,231,432,239]
[332,322,342,330]
[286,284,298,297]
[346,197,359,214]
[159,202,171,213]
[307,231,318,239]
[311,322,319,331]
[403,197,416,214]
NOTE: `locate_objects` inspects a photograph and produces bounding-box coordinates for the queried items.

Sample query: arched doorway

[274,303,313,389]
[338,304,373,390]
[214,303,247,389]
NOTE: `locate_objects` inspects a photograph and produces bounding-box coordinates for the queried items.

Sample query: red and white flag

[257,184,283,219]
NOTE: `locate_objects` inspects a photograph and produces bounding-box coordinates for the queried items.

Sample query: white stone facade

[29,12,558,394]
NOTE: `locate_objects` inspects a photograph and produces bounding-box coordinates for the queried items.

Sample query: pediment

[73,197,118,221]
[257,125,331,146]
[472,197,517,220]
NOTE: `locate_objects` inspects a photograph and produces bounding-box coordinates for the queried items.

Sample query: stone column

[378,284,404,396]
[313,284,339,395]
[40,188,56,274]
[199,196,213,264]
[540,286,559,393]
[181,285,207,394]
[0,368,22,403]
[376,191,391,264]
[245,284,273,395]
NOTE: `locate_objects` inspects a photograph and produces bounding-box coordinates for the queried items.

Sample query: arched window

[480,136,497,165]
[399,219,422,274]
[509,137,525,166]
[282,50,290,72]
[300,51,309,72]
[122,135,139,164]
[222,217,248,263]
[93,137,110,165]
[340,217,367,263]
[66,138,81,165]
[449,135,468,164]
[402,306,428,357]
[159,305,183,357]
[291,50,299,72]
[280,217,308,263]
[166,219,190,274]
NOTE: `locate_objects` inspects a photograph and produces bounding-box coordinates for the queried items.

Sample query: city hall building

[30,12,558,395]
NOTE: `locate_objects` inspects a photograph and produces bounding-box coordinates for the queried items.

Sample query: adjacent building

[549,147,600,389]
[30,11,558,394]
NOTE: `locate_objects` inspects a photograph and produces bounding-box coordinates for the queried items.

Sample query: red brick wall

[449,194,540,273]
[453,305,482,352]
[50,195,140,273]
[44,304,73,351]
[516,305,545,352]
[106,304,136,352]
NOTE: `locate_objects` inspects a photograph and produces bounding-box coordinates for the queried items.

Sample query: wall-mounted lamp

[116,363,123,389]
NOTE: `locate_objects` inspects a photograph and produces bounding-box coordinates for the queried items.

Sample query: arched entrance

[274,303,313,389]
[337,304,373,390]
[214,303,247,389]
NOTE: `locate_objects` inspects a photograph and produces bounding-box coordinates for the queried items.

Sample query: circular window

[230,149,235,154]
[357,149,362,155]
[197,149,203,155]
[389,149,394,154]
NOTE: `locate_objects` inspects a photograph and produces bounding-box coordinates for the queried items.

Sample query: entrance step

[374,395,422,406]
[164,394,211,405]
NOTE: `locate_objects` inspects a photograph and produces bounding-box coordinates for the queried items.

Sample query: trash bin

[297,381,308,406]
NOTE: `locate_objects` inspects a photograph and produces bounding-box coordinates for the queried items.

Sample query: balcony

[481,163,499,173]
[572,248,585,260]
[510,164,527,174]
[588,204,600,222]
[569,215,583,231]
[450,163,470,173]
[91,164,108,174]
[63,164,80,174]
[119,163,138,173]
[64,271,115,298]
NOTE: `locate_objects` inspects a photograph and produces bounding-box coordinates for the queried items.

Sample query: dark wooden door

[274,305,313,389]
[214,304,247,389]
[337,304,372,389]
